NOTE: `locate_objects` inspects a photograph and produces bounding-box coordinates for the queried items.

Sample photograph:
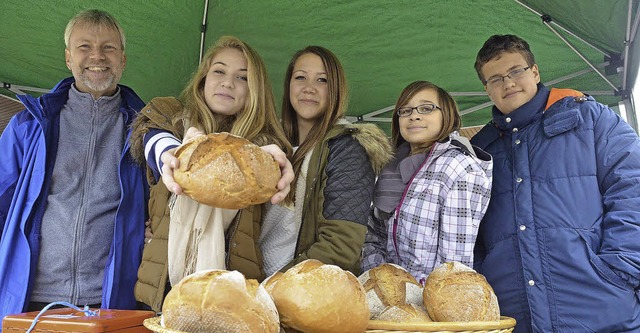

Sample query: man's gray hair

[64,9,126,50]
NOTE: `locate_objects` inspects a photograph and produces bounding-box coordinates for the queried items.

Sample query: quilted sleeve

[285,135,374,274]
[323,135,375,226]
[594,103,640,288]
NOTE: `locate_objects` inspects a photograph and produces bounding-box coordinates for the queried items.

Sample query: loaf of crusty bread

[262,271,282,293]
[173,132,280,209]
[162,269,279,332]
[266,259,369,333]
[376,303,432,323]
[423,262,500,322]
[358,263,427,320]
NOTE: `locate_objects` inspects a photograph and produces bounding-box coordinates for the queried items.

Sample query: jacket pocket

[576,230,630,291]
[542,228,636,332]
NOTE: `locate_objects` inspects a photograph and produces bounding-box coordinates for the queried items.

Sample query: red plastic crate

[2,308,156,332]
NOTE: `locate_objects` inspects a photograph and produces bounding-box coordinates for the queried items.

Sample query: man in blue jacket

[0,9,148,319]
[471,34,640,332]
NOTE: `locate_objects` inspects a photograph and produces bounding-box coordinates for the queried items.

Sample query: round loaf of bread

[423,262,500,322]
[262,271,283,293]
[267,259,369,333]
[162,269,279,332]
[173,132,280,209]
[358,263,426,319]
[376,303,432,323]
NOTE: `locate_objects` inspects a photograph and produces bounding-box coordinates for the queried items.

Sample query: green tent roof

[1,0,637,132]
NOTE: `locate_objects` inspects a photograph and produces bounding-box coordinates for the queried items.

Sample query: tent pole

[622,0,639,130]
[199,0,210,63]
[2,83,50,95]
[359,91,487,119]
[514,0,610,58]
[460,101,495,116]
[622,0,637,92]
[544,62,608,86]
[360,106,394,119]
[363,63,613,118]
[544,22,619,92]
[632,1,640,40]
[345,116,391,123]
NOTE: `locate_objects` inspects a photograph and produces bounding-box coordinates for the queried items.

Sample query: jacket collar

[491,83,550,132]
[17,77,145,125]
[471,83,548,149]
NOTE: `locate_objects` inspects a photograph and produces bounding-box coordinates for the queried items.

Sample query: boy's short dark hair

[474,34,536,83]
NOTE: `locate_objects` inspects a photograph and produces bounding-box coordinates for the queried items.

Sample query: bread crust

[173,132,280,209]
[358,263,427,320]
[423,262,500,322]
[162,269,279,332]
[376,303,432,323]
[267,259,370,333]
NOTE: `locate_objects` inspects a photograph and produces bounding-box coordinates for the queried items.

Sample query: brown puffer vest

[131,97,265,311]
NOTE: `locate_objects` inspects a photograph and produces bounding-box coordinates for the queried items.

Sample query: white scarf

[168,194,238,286]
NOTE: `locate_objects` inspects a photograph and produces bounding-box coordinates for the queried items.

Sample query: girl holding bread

[129,36,293,311]
[361,81,493,285]
[258,46,392,276]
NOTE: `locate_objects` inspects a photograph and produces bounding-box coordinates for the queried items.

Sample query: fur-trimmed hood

[337,120,393,175]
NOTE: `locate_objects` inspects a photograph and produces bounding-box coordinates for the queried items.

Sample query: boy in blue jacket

[0,9,148,319]
[471,34,640,333]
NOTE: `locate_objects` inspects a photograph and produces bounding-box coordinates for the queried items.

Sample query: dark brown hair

[474,34,536,83]
[282,46,348,202]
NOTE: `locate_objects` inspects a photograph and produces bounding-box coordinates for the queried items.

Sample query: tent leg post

[198,0,210,64]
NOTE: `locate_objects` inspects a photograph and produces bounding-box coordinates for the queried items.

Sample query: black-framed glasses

[396,103,441,117]
[483,66,531,86]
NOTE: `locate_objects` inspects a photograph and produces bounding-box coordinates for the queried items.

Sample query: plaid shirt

[362,137,492,284]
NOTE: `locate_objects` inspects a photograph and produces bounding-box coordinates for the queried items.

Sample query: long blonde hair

[180,36,291,151]
[281,46,348,202]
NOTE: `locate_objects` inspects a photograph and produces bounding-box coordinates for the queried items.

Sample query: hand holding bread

[259,143,294,204]
[159,127,205,195]
[166,130,292,208]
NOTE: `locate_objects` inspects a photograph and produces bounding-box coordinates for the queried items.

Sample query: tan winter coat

[130,97,267,311]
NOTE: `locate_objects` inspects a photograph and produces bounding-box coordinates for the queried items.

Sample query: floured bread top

[173,132,280,209]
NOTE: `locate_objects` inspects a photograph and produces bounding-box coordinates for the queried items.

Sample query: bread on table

[265,259,369,333]
[423,262,500,322]
[358,263,428,321]
[161,269,279,332]
[173,132,280,209]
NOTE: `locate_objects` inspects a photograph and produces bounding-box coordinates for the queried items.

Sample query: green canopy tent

[1,0,637,133]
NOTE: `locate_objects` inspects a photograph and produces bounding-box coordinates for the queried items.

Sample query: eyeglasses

[483,66,531,87]
[396,103,441,117]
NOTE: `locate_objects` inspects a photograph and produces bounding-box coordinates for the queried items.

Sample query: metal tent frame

[348,0,640,132]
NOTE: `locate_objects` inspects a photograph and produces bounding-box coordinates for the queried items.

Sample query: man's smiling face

[65,23,126,99]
